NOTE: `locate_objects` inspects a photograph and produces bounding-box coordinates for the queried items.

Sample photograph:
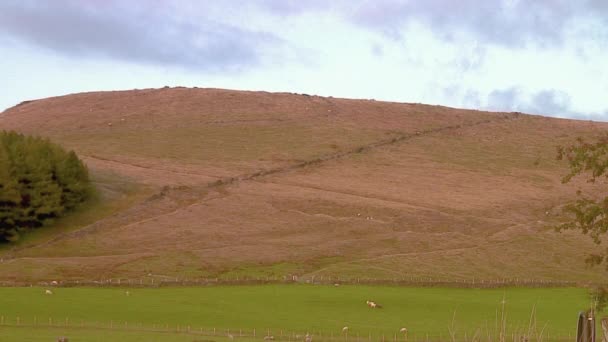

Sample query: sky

[1,0,607,120]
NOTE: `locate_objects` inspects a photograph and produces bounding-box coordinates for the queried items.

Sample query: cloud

[527,90,573,116]
[348,0,608,48]
[484,87,599,118]
[486,87,523,111]
[371,43,384,57]
[0,0,285,72]
[251,0,330,16]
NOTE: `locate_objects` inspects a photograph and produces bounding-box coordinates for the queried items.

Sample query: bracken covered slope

[0,87,606,283]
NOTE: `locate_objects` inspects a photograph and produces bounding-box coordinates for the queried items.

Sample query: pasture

[0,285,596,341]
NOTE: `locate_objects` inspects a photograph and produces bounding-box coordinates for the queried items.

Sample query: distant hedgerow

[0,131,92,242]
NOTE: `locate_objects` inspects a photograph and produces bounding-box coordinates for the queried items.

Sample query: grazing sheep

[342,326,349,332]
[107,122,113,127]
[263,335,275,340]
[45,289,53,295]
[51,280,58,285]
[334,283,340,287]
[366,300,382,308]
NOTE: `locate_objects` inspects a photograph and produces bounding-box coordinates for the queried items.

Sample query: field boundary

[0,316,574,342]
[0,275,581,289]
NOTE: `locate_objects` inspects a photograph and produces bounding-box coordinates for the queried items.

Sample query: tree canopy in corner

[558,135,608,268]
[0,131,92,242]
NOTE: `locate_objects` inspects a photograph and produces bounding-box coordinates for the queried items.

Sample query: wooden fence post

[602,318,608,342]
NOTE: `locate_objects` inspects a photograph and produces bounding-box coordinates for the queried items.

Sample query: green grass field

[0,285,598,341]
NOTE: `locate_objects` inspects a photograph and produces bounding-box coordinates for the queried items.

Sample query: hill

[0,87,606,283]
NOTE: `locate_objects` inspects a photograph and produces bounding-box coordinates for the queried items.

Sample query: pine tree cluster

[0,131,92,242]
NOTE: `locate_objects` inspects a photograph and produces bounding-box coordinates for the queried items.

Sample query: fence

[0,275,581,289]
[0,315,578,342]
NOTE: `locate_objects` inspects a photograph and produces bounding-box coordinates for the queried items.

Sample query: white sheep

[366,300,382,308]
[45,289,53,295]
[342,326,349,332]
[51,280,58,285]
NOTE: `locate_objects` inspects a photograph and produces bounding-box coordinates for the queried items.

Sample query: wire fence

[0,315,578,342]
[0,275,581,289]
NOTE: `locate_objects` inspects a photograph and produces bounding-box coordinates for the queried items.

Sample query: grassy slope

[0,285,597,339]
[0,88,607,283]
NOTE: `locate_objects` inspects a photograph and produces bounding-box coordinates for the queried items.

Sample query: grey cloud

[484,87,599,119]
[527,90,573,116]
[349,0,607,48]
[0,0,284,72]
[487,88,523,111]
[371,43,384,57]
[251,0,330,16]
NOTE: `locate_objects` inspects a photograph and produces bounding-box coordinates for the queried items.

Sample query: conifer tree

[0,130,92,242]
[0,143,21,241]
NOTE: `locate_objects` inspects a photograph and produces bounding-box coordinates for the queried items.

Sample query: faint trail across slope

[83,155,223,178]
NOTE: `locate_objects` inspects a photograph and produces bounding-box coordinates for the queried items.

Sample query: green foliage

[557,135,608,268]
[0,131,92,242]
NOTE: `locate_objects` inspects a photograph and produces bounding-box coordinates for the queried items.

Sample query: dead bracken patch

[1,87,607,283]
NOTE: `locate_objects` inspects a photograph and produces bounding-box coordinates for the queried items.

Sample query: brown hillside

[0,87,606,283]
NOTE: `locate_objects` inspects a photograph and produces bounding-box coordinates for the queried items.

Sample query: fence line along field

[0,285,599,341]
